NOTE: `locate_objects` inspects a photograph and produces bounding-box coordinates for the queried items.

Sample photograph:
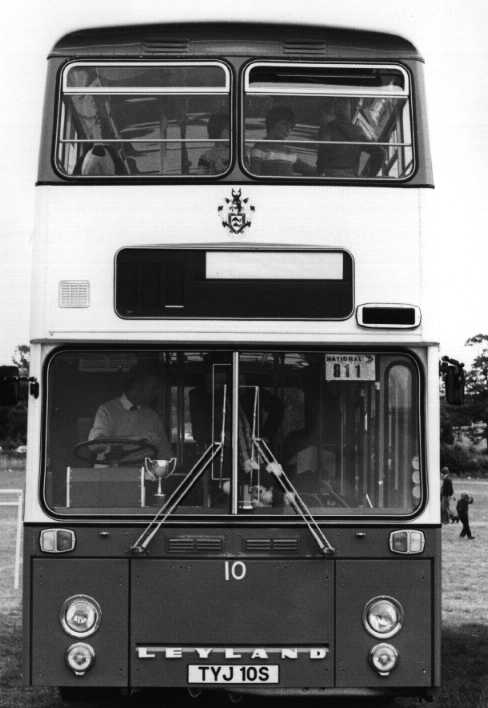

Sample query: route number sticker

[325,354,376,381]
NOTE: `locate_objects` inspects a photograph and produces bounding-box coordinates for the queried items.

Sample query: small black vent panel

[357,304,420,328]
[243,538,272,552]
[167,537,195,553]
[142,38,189,54]
[243,538,299,553]
[272,538,299,552]
[283,40,327,56]
[195,537,224,553]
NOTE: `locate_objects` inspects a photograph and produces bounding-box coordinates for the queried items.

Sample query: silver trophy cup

[144,457,177,498]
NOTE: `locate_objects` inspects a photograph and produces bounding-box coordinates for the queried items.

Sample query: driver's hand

[89,442,111,460]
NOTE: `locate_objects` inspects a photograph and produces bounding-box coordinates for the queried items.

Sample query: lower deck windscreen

[43,348,421,517]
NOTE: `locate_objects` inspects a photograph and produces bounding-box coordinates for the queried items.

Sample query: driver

[88,363,172,463]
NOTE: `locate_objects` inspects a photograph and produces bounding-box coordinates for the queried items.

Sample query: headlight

[363,596,403,639]
[369,643,399,676]
[60,595,101,638]
[65,642,95,676]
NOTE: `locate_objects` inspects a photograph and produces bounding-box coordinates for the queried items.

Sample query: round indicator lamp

[65,642,95,676]
[363,596,403,639]
[369,643,399,676]
[60,595,101,638]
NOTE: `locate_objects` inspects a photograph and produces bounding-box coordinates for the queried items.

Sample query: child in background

[456,493,475,540]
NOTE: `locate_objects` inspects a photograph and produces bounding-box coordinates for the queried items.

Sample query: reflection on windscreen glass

[44,349,421,516]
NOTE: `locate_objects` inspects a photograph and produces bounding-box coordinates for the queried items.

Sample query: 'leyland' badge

[218,189,255,235]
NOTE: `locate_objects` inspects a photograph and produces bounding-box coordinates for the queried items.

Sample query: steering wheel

[74,438,158,465]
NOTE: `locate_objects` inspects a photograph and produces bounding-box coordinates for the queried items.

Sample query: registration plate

[188,664,279,684]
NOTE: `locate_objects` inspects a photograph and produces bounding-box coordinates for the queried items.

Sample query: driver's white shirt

[88,393,172,458]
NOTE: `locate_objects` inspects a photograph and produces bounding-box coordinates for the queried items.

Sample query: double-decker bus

[3,17,447,702]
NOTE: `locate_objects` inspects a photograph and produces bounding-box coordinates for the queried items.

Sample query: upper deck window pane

[243,63,413,180]
[57,62,231,178]
[64,63,229,91]
[246,65,407,95]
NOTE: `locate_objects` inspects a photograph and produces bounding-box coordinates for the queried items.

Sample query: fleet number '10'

[224,561,247,581]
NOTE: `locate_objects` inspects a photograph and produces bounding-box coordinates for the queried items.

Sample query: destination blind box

[115,248,353,319]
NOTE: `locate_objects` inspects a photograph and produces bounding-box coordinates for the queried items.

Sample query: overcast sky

[0,0,486,367]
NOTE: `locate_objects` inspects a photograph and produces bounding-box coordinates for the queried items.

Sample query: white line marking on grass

[0,489,23,590]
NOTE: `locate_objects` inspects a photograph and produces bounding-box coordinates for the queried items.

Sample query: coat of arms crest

[218,189,255,235]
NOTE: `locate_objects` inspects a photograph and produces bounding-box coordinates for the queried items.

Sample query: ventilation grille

[167,536,224,553]
[272,538,299,552]
[283,40,327,56]
[167,536,195,553]
[142,38,189,55]
[243,538,299,553]
[195,537,224,553]
[244,538,272,552]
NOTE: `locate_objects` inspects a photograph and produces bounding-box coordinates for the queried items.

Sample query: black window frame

[40,344,426,523]
[54,59,235,181]
[240,59,416,184]
[114,246,355,321]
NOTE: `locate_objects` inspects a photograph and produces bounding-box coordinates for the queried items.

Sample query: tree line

[0,345,29,451]
[441,334,488,475]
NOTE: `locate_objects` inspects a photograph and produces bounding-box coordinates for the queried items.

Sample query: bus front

[24,22,438,701]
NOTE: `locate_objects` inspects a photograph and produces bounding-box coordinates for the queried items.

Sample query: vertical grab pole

[231,352,239,514]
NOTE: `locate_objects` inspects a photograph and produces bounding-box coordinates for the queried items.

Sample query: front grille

[243,538,272,552]
[167,536,195,553]
[195,537,224,553]
[272,538,299,552]
[243,538,299,553]
[167,536,224,553]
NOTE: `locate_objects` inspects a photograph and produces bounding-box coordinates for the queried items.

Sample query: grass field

[0,467,487,707]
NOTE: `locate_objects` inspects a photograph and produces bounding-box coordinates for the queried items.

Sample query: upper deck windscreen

[243,63,413,180]
[54,59,415,182]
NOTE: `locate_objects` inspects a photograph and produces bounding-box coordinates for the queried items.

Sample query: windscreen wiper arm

[253,437,335,556]
[130,440,223,554]
[131,384,228,554]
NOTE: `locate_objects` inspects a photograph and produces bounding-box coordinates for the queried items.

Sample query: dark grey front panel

[335,560,431,687]
[131,558,332,687]
[31,559,128,686]
[132,559,331,644]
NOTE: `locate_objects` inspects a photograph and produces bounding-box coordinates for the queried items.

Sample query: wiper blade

[253,437,335,556]
[131,383,229,554]
[131,440,223,554]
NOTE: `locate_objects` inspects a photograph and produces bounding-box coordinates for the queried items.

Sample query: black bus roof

[50,22,422,61]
